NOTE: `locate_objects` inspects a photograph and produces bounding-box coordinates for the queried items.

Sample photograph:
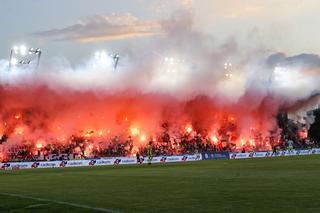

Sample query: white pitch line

[0,192,122,213]
[24,203,50,209]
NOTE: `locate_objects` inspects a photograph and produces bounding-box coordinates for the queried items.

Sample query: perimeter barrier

[1,149,320,170]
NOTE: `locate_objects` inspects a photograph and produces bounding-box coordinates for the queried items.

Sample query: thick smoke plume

[0,11,319,159]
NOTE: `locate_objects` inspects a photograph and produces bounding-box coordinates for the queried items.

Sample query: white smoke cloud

[1,11,319,108]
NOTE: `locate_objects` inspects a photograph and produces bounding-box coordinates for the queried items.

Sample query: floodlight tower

[94,51,120,71]
[224,62,233,78]
[28,48,42,68]
[162,56,185,74]
[111,54,120,71]
[8,45,42,71]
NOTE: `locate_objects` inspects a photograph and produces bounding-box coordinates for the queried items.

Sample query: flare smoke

[0,12,319,155]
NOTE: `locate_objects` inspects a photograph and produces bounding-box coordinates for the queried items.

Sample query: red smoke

[0,84,282,160]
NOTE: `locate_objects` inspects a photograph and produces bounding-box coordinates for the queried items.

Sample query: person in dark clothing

[136,153,142,164]
[271,145,277,156]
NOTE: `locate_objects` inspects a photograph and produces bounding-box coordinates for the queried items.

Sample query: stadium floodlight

[161,56,185,73]
[28,48,41,54]
[8,45,42,71]
[20,45,27,55]
[100,51,107,59]
[224,62,232,70]
[224,62,233,78]
[95,51,108,60]
[13,46,19,54]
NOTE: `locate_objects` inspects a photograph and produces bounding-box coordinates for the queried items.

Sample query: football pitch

[1,156,320,213]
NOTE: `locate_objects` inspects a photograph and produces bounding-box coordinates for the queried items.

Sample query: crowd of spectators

[1,121,319,162]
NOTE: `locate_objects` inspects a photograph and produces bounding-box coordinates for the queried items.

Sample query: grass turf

[0,156,320,213]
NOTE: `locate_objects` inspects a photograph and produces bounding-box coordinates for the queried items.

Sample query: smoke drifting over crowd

[0,11,319,160]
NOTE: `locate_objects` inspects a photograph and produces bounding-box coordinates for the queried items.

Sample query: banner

[229,152,252,159]
[201,152,230,160]
[229,148,320,159]
[1,149,319,170]
[312,148,320,154]
[0,154,202,170]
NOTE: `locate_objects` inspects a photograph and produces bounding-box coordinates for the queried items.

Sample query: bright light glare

[140,135,146,141]
[20,45,27,55]
[211,136,218,143]
[273,66,291,82]
[29,48,34,54]
[95,51,108,60]
[186,126,193,133]
[95,52,101,59]
[11,58,18,65]
[36,143,43,149]
[100,51,107,59]
[13,46,19,54]
[224,62,232,70]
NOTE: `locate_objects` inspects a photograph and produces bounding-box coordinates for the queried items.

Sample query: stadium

[1,1,320,212]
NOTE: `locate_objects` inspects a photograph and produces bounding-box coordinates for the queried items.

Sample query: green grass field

[1,156,320,213]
